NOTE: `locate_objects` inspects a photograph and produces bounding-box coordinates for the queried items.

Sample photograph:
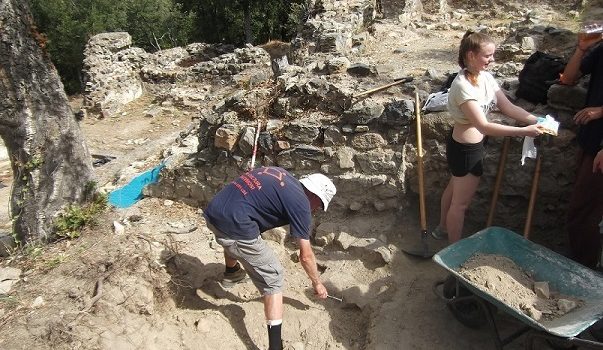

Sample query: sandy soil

[0,3,595,350]
[459,254,583,321]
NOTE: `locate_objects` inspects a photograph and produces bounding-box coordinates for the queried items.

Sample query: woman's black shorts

[446,133,485,177]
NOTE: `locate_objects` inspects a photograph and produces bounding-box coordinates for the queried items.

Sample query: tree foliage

[176,0,308,45]
[27,0,195,93]
[27,0,310,94]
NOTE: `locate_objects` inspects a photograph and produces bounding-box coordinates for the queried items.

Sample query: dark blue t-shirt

[579,43,603,155]
[204,166,312,240]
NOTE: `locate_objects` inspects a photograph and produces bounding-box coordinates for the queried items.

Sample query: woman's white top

[447,69,500,125]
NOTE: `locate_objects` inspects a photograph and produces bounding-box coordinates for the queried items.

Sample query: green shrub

[53,192,108,239]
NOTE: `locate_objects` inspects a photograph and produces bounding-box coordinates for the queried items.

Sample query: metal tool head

[327,294,343,302]
[400,231,445,258]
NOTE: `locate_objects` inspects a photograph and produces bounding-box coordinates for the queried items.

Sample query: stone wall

[82,36,272,117]
[80,1,378,118]
[146,72,419,216]
[145,70,580,240]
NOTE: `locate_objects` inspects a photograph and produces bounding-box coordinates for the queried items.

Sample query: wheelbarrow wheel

[442,274,457,299]
[447,298,487,329]
[442,275,489,329]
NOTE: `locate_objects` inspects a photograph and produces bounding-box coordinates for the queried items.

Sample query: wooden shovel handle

[486,137,510,227]
[353,77,413,98]
[415,91,427,232]
[524,153,542,238]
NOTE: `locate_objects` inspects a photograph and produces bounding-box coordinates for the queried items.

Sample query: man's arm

[297,238,327,299]
[560,33,602,85]
[594,149,603,173]
[560,48,586,85]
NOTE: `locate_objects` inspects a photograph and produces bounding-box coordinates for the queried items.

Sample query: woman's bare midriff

[452,123,485,144]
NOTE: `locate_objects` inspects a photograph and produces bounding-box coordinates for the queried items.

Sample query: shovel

[486,136,544,239]
[400,91,439,258]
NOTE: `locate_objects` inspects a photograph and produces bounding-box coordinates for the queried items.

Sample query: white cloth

[521,115,560,165]
[521,136,537,166]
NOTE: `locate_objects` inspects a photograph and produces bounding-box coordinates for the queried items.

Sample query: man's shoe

[221,266,247,287]
[430,225,448,240]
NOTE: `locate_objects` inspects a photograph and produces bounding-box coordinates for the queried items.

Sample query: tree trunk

[242,0,253,45]
[0,0,94,243]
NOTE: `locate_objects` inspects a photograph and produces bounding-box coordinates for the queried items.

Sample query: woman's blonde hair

[458,30,494,85]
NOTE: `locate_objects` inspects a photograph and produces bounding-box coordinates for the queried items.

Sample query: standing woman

[433,30,543,244]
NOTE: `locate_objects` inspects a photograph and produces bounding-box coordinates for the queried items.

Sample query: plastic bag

[422,90,448,112]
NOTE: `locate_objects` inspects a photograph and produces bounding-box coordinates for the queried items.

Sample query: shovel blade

[400,232,445,258]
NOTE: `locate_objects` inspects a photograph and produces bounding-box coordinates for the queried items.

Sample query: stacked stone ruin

[82,32,146,118]
[81,0,588,243]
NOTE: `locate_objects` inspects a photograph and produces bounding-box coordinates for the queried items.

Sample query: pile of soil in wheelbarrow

[458,254,584,321]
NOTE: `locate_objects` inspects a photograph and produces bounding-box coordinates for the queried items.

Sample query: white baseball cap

[299,173,336,211]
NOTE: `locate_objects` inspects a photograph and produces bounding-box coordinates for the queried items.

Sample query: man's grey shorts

[207,223,284,295]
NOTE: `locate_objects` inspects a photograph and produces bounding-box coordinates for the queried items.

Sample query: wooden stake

[249,120,262,170]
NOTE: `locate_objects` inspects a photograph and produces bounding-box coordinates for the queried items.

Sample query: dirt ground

[0,4,595,350]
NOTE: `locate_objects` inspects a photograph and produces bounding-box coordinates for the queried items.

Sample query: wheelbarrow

[432,226,603,349]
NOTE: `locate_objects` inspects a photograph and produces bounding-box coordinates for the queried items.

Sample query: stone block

[324,126,347,146]
[274,140,290,151]
[351,133,387,150]
[315,222,347,246]
[284,122,321,142]
[335,150,354,170]
[0,235,16,257]
[343,100,384,125]
[238,126,256,155]
[262,226,288,245]
[557,299,577,313]
[214,124,239,151]
[533,281,550,299]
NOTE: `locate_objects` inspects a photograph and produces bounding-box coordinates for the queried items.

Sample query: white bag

[422,90,448,112]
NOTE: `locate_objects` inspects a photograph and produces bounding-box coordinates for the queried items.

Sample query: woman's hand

[522,124,544,137]
[574,106,603,125]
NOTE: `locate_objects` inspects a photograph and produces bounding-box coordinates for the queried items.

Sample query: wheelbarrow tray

[433,226,603,338]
